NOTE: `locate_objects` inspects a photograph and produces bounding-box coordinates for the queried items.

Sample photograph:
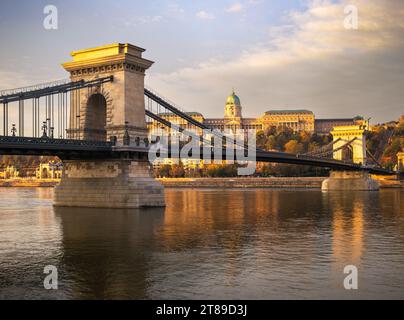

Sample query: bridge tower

[330,124,368,165]
[322,122,379,191]
[62,43,152,143]
[54,44,165,208]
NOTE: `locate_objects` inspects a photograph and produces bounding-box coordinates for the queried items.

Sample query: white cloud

[123,15,163,27]
[148,0,404,123]
[227,3,244,13]
[167,3,185,16]
[196,10,215,20]
[0,71,45,91]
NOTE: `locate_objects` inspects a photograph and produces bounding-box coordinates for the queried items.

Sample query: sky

[0,0,403,123]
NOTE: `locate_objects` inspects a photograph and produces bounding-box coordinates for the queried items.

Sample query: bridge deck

[0,136,392,175]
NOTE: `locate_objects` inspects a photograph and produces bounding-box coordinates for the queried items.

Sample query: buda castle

[148,91,359,135]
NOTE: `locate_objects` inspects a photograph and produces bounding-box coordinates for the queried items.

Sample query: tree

[265,135,277,150]
[157,164,171,178]
[256,130,266,149]
[284,140,304,154]
[169,163,185,178]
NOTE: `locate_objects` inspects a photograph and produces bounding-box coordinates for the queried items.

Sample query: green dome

[226,91,241,106]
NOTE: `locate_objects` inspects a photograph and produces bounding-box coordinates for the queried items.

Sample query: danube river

[0,188,403,299]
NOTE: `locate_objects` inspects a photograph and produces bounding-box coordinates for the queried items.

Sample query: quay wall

[0,177,402,189]
[158,177,324,189]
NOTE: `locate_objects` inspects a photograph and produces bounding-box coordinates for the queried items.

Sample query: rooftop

[265,109,313,115]
[63,43,154,72]
[315,118,355,122]
[158,112,204,117]
[70,43,146,62]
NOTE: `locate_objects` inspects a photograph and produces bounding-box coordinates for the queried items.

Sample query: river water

[0,187,403,300]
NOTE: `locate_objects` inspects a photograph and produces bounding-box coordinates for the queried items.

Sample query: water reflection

[146,189,404,299]
[54,206,164,299]
[0,188,403,299]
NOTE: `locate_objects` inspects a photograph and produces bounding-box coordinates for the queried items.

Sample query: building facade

[36,162,63,180]
[315,118,359,134]
[148,91,358,136]
[0,166,19,179]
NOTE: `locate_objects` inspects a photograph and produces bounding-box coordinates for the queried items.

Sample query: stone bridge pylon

[322,122,379,191]
[54,43,165,208]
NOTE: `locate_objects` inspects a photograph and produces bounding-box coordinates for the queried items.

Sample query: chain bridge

[0,43,393,208]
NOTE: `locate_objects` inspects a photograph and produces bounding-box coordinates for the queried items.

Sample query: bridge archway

[341,145,353,162]
[42,167,48,179]
[83,93,107,141]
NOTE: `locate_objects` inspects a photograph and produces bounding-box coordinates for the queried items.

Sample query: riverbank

[0,179,59,187]
[158,177,324,189]
[158,177,403,189]
[373,176,404,188]
[158,177,404,189]
[1,176,402,188]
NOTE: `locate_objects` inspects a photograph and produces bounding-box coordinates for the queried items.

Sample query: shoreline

[0,177,402,189]
[0,179,60,188]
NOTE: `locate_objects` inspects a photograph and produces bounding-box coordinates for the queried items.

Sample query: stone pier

[54,159,165,208]
[321,171,379,191]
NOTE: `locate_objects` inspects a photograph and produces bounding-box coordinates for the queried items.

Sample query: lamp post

[11,124,17,137]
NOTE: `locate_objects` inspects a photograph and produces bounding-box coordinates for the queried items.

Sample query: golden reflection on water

[1,187,403,299]
[325,192,365,276]
[162,189,278,249]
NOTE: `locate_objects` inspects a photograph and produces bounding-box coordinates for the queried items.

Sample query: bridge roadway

[0,136,393,175]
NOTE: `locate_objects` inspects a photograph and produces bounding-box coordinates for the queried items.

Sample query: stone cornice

[62,54,154,74]
[68,62,148,77]
[331,130,365,136]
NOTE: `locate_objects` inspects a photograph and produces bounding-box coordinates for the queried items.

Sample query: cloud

[148,0,404,123]
[123,15,163,27]
[227,3,244,13]
[0,71,47,92]
[227,0,262,13]
[196,10,215,20]
[167,3,185,16]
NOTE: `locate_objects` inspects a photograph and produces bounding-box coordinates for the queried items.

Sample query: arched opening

[341,145,354,162]
[84,94,107,141]
[42,167,48,179]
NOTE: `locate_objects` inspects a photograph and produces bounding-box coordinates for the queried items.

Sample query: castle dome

[226,90,241,106]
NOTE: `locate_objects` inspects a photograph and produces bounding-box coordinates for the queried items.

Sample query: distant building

[262,109,315,132]
[148,91,359,136]
[36,162,63,179]
[0,166,19,179]
[314,118,358,135]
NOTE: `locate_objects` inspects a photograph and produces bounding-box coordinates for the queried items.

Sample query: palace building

[148,91,358,136]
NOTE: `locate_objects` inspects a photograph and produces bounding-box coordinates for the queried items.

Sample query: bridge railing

[0,77,113,141]
[0,79,70,98]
